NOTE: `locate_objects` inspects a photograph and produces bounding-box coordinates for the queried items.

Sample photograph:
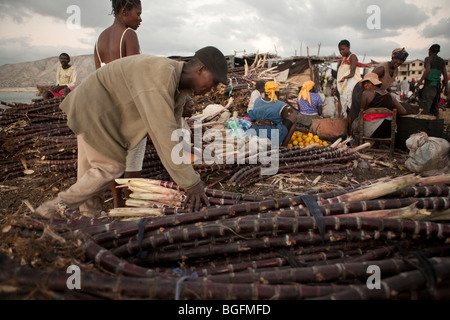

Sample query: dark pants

[419,84,440,116]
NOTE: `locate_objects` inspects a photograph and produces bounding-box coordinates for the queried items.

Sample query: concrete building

[397,59,424,82]
[397,59,450,82]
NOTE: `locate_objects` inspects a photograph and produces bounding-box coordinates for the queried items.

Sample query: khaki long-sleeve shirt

[60,55,200,189]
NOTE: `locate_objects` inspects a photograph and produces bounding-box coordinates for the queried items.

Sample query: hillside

[0,54,96,88]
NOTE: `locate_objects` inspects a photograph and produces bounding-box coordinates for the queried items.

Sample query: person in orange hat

[354,73,407,139]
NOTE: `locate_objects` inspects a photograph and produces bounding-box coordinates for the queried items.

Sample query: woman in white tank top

[94,0,144,208]
[94,0,142,68]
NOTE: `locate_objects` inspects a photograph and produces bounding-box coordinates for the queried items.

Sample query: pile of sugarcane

[227,138,361,188]
[1,97,75,181]
[1,96,364,191]
[3,97,450,300]
[1,174,450,300]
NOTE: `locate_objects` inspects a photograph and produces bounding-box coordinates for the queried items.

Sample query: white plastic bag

[405,132,450,176]
[322,96,339,118]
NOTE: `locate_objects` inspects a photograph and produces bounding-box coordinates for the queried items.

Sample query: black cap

[194,46,228,85]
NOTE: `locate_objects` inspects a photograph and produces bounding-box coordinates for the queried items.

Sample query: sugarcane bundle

[109,179,185,217]
[3,172,450,300]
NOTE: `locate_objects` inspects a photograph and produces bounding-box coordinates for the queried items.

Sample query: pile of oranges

[287,131,329,148]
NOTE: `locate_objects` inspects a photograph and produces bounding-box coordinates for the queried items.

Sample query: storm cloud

[0,0,448,66]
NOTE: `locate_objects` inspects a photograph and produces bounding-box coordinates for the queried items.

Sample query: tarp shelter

[272,57,327,98]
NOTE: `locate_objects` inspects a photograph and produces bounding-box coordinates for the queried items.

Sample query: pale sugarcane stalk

[349,142,371,153]
[419,174,450,186]
[391,209,431,221]
[330,137,342,148]
[125,199,182,208]
[129,192,184,205]
[116,178,183,194]
[258,66,278,78]
[108,207,164,217]
[336,175,421,203]
[415,209,450,222]
[338,203,429,220]
[128,185,179,195]
[129,192,183,201]
[115,178,182,189]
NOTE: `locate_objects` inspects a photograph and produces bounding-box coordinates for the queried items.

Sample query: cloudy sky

[0,0,449,67]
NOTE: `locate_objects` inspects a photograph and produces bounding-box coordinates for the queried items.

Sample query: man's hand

[183,181,210,212]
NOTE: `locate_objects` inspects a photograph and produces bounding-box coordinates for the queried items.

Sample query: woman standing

[94,0,144,208]
[337,40,362,119]
[95,0,142,68]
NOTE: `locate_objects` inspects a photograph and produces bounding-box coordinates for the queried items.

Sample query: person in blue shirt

[296,80,323,129]
[249,81,297,147]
